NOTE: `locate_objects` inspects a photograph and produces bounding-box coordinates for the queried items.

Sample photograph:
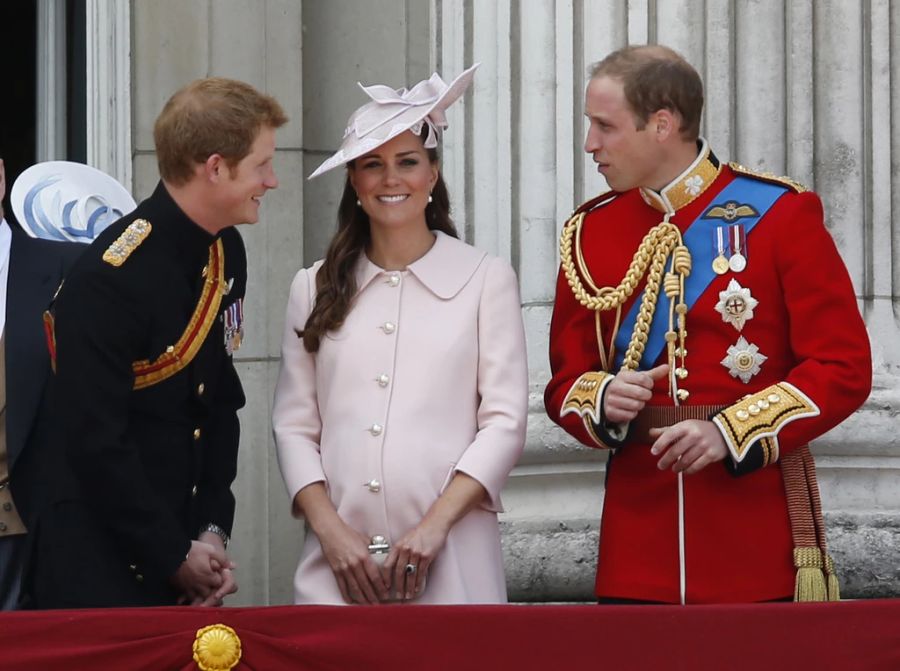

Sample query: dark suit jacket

[6,226,82,527]
[30,183,246,608]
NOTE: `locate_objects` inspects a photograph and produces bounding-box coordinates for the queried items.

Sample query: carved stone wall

[127,0,899,604]
[431,0,900,600]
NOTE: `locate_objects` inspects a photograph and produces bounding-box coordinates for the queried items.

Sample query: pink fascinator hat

[308,63,479,179]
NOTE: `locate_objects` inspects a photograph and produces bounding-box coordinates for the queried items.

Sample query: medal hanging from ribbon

[713,226,729,274]
[712,224,747,274]
[729,224,747,272]
[223,298,244,355]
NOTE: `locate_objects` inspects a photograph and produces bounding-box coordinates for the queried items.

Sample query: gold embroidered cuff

[712,382,820,463]
[561,371,614,425]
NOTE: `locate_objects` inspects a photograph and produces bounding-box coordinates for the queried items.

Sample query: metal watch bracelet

[199,522,230,549]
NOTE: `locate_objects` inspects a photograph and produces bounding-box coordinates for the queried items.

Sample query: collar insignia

[640,138,722,213]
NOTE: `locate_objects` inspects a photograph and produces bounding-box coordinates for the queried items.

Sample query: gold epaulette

[728,162,808,193]
[102,219,152,266]
[131,239,226,390]
[572,189,619,216]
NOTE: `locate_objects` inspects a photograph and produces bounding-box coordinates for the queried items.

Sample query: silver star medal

[721,336,767,383]
[714,279,758,331]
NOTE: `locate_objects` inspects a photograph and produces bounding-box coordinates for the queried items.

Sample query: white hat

[10,161,137,243]
[309,63,479,179]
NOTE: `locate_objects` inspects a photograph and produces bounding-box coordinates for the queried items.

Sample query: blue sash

[613,177,788,370]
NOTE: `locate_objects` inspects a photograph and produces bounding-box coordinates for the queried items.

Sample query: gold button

[676,389,690,401]
[197,383,205,396]
[193,428,202,440]
[166,345,175,354]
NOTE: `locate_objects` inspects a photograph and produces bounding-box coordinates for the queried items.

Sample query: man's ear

[204,154,225,182]
[653,109,679,142]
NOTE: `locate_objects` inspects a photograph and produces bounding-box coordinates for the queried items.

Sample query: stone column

[435,0,900,600]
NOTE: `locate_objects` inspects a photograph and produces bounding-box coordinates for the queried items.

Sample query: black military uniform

[29,182,247,608]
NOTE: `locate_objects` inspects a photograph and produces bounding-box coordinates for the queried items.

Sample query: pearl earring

[427,194,433,204]
[356,199,361,206]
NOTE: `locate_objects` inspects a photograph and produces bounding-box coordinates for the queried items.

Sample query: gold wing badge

[704,202,758,222]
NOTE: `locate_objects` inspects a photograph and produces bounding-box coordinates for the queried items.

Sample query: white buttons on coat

[380,322,396,334]
[387,273,401,287]
[365,479,382,493]
[376,374,390,387]
[368,423,383,436]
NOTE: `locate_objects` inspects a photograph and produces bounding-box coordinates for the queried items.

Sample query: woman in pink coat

[272,65,528,605]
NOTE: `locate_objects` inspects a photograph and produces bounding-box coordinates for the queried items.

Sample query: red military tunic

[544,142,872,604]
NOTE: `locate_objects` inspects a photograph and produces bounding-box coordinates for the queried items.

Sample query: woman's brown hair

[299,133,458,352]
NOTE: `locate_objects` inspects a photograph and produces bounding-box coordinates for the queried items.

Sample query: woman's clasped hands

[318,516,449,604]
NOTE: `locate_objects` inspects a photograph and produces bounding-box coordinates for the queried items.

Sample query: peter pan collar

[639,138,721,214]
[355,230,487,299]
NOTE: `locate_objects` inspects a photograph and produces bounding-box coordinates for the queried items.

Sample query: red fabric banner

[1,600,898,670]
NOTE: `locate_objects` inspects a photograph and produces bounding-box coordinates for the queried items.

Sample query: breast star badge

[721,335,767,383]
[715,279,758,331]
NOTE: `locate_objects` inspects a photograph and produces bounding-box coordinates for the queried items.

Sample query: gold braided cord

[621,235,677,369]
[594,311,608,372]
[574,212,601,294]
[560,211,686,372]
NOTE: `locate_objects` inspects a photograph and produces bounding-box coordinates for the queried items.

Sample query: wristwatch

[199,522,230,549]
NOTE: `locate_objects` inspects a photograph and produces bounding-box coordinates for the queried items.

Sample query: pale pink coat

[273,231,528,604]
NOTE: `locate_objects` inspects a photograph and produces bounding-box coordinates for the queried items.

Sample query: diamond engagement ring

[404,563,417,575]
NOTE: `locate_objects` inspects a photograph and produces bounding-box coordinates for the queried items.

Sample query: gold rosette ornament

[193,624,242,671]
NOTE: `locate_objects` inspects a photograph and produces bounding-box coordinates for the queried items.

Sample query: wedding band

[405,563,417,575]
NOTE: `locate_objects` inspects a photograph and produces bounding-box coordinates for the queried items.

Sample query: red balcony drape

[1,600,898,670]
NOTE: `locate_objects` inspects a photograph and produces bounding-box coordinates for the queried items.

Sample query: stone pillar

[434,0,900,600]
